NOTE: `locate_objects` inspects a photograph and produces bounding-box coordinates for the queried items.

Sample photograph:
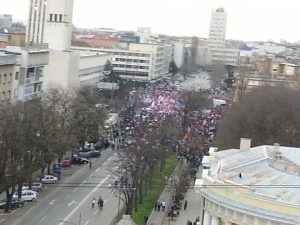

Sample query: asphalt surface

[0,148,122,225]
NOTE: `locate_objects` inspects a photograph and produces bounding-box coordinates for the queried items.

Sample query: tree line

[0,87,106,213]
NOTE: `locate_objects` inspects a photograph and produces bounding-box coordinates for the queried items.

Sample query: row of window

[114,58,150,63]
[1,89,17,101]
[114,71,148,77]
[0,72,19,85]
[113,64,149,69]
[49,14,65,23]
[115,52,150,57]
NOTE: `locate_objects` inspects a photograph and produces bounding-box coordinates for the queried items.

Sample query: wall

[43,50,80,89]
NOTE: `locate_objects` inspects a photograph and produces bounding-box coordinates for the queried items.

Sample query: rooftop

[211,144,300,205]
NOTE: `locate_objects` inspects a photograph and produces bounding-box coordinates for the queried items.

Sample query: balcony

[0,55,17,66]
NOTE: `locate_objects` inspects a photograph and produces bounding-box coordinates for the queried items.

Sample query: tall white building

[208,8,239,66]
[26,0,73,51]
[26,0,47,44]
[25,0,109,89]
[208,7,227,63]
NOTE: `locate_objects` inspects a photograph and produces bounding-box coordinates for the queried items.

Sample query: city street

[1,149,122,225]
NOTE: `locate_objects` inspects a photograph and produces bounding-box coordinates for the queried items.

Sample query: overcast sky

[1,0,300,42]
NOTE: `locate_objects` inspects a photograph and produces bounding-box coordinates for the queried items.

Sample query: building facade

[200,139,300,225]
[0,14,12,29]
[208,8,227,64]
[6,44,49,101]
[26,0,73,51]
[0,52,19,103]
[208,8,239,65]
[72,42,173,81]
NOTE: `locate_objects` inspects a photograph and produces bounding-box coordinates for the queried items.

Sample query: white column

[211,215,219,225]
[203,211,212,225]
[224,221,232,225]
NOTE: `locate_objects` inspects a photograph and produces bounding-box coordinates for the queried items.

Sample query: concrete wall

[43,50,80,89]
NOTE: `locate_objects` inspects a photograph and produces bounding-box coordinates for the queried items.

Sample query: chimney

[240,138,251,150]
[273,143,282,159]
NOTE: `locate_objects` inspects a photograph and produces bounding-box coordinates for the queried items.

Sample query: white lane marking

[103,199,107,204]
[59,173,111,225]
[84,220,89,225]
[93,209,99,215]
[72,187,78,193]
[102,155,115,166]
[49,199,55,205]
[96,167,100,172]
[68,200,76,206]
[0,219,4,223]
[40,216,47,222]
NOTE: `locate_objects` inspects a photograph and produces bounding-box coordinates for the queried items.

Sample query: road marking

[0,219,4,223]
[59,173,111,225]
[68,200,76,206]
[93,209,99,215]
[96,167,100,172]
[49,199,55,205]
[84,220,89,225]
[72,187,78,192]
[40,216,47,222]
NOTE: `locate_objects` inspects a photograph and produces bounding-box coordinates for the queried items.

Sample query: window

[8,73,12,83]
[50,14,53,21]
[3,74,7,84]
[54,14,57,22]
[14,89,17,97]
[7,90,11,100]
[59,14,62,22]
[15,72,19,80]
[2,92,5,101]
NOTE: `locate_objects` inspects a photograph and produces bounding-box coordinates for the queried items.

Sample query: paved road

[1,149,122,225]
[180,72,211,91]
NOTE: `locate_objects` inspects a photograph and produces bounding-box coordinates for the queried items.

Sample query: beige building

[0,52,19,103]
[233,74,298,101]
[200,139,300,225]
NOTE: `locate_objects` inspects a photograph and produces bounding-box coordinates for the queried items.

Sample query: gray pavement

[0,148,123,225]
[147,166,203,225]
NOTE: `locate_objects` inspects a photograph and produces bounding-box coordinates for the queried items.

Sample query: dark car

[71,156,89,165]
[0,198,25,210]
[88,150,101,158]
[78,150,101,158]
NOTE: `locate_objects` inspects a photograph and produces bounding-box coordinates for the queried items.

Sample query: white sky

[1,0,300,42]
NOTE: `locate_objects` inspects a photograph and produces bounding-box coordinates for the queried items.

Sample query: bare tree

[215,87,300,149]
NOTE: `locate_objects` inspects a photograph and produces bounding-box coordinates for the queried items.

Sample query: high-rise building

[26,0,73,50]
[0,14,12,29]
[208,7,227,63]
[26,0,47,44]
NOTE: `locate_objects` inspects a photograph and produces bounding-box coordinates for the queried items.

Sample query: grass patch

[132,155,177,225]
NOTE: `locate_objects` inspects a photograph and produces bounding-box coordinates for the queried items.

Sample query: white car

[13,190,37,202]
[41,175,58,184]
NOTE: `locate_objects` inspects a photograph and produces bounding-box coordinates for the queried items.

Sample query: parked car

[71,156,89,165]
[61,159,71,168]
[78,150,101,158]
[41,175,58,184]
[88,150,101,158]
[22,182,43,192]
[0,198,26,209]
[12,190,37,202]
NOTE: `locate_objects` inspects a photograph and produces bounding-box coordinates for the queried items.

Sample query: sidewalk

[147,166,203,225]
